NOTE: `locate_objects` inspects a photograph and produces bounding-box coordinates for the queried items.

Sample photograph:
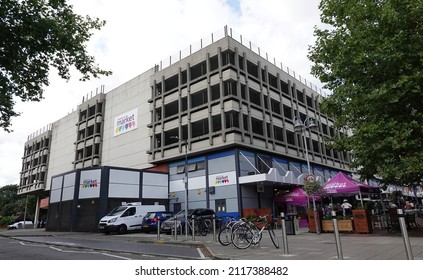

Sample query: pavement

[1,225,423,260]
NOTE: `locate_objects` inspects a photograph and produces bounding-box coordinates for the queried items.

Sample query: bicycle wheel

[218,227,232,246]
[194,223,202,236]
[231,225,254,249]
[268,226,279,248]
[250,226,262,244]
[201,219,211,236]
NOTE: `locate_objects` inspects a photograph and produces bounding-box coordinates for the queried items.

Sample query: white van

[98,202,165,234]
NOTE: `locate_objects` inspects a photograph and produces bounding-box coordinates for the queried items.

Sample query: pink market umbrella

[275,187,321,206]
[322,172,381,207]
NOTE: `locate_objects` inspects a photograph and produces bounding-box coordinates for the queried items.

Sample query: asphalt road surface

[0,236,191,260]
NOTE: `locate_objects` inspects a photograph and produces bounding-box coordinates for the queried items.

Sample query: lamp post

[293,116,320,234]
[171,136,189,240]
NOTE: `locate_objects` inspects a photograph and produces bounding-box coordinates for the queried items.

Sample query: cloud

[0,0,323,186]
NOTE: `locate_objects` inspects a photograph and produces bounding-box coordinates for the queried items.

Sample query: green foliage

[0,0,112,132]
[0,216,14,226]
[308,0,423,185]
[0,184,36,221]
[303,180,322,195]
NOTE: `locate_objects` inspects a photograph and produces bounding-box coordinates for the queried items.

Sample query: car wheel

[104,231,110,235]
[117,225,127,234]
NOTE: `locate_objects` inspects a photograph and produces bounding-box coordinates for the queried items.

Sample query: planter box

[307,210,322,233]
[353,209,373,233]
[338,219,354,232]
[322,220,334,232]
[322,219,354,232]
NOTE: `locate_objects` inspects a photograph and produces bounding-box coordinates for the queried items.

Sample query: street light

[293,116,320,234]
[170,135,189,240]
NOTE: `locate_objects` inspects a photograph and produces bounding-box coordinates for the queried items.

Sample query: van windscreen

[107,206,127,216]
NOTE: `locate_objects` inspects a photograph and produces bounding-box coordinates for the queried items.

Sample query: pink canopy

[322,172,380,196]
[275,187,320,206]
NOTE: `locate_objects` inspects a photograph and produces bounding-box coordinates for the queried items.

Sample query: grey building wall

[46,112,79,192]
[101,68,155,170]
[207,151,238,215]
[169,157,208,212]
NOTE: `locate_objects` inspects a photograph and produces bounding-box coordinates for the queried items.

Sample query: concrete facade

[19,27,352,231]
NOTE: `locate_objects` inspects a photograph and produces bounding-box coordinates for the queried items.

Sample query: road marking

[101,252,132,260]
[17,241,44,247]
[197,248,205,259]
[49,246,133,259]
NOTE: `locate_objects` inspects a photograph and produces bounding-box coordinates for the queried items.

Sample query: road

[0,235,202,260]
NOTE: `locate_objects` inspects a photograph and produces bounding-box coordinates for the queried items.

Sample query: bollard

[280,212,289,255]
[397,209,414,260]
[173,216,177,240]
[157,219,161,240]
[192,215,196,241]
[212,214,217,242]
[332,211,343,260]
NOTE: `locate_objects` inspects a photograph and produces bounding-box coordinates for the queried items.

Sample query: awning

[238,168,298,185]
[238,168,325,187]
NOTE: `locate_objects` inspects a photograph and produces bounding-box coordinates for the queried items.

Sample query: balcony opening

[164,74,179,92]
[190,61,207,80]
[191,119,209,138]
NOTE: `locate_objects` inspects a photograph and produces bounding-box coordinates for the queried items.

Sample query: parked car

[160,208,215,234]
[141,211,173,233]
[7,221,34,230]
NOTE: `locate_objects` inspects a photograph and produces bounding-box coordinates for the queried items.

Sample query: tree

[308,0,423,186]
[0,184,36,221]
[0,0,111,132]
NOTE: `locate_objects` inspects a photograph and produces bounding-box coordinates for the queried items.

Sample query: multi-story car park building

[19,26,351,232]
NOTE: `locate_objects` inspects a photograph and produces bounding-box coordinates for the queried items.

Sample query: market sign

[113,108,138,137]
[208,171,236,187]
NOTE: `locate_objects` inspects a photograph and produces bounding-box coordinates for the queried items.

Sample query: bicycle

[188,216,214,236]
[218,216,246,246]
[231,214,279,249]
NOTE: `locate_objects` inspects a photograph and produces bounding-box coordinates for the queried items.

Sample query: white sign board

[113,108,138,136]
[208,171,237,187]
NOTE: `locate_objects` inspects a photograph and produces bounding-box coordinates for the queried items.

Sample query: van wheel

[117,225,127,234]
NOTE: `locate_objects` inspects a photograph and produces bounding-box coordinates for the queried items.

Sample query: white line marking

[197,248,205,259]
[101,252,132,260]
[49,246,133,259]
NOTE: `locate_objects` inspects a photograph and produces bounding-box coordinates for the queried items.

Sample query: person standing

[341,199,352,216]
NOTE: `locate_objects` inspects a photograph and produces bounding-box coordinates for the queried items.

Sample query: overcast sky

[0,0,325,187]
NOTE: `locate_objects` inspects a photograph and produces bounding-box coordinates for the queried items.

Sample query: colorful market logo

[82,179,98,188]
[115,114,135,134]
[114,108,138,136]
[215,175,229,185]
